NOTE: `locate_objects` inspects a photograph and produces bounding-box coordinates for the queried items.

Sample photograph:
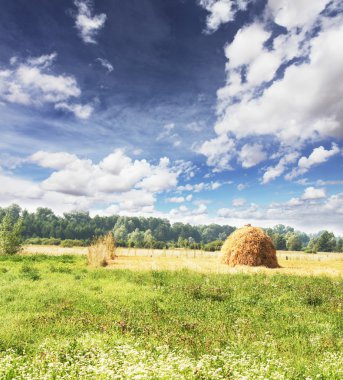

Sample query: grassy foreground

[0,254,342,379]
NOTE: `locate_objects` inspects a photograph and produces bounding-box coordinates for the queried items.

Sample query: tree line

[0,204,342,253]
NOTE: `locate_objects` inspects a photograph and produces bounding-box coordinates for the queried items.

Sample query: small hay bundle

[221,226,279,268]
[88,232,116,267]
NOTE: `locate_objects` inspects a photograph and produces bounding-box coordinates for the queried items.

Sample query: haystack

[221,226,279,268]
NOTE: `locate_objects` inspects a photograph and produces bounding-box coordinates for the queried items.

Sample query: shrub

[0,214,23,255]
[20,265,41,281]
[88,233,116,267]
[203,240,223,252]
[304,247,317,254]
[42,238,61,245]
[60,239,84,248]
[25,238,43,245]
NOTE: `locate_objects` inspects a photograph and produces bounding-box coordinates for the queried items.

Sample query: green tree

[316,231,336,252]
[128,229,144,247]
[306,237,318,253]
[286,233,302,251]
[336,238,343,253]
[143,229,154,248]
[113,225,128,245]
[0,214,23,255]
[272,233,287,250]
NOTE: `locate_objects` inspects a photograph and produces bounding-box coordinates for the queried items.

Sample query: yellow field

[22,244,88,255]
[22,245,343,277]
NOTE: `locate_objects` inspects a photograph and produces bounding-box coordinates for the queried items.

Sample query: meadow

[0,250,342,379]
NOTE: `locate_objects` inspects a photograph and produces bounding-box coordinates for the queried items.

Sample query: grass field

[0,251,342,379]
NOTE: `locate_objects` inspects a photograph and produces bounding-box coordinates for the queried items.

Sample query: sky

[0,0,343,234]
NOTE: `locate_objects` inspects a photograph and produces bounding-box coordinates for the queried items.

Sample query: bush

[203,240,223,252]
[41,238,61,245]
[88,233,116,267]
[20,265,41,281]
[60,239,84,248]
[25,238,43,245]
[304,248,317,254]
[0,214,23,255]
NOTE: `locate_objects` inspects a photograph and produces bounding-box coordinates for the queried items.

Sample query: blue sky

[0,0,343,234]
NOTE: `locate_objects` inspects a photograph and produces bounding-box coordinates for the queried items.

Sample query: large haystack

[221,226,279,268]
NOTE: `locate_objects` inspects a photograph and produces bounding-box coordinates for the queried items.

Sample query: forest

[0,204,342,252]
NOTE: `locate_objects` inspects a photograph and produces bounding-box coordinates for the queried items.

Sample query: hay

[221,226,279,268]
[88,232,116,267]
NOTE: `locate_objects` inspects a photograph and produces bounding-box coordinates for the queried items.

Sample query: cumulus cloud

[267,0,330,29]
[30,151,78,170]
[286,144,340,180]
[0,150,189,215]
[197,134,235,171]
[74,0,106,44]
[217,190,343,234]
[198,1,343,173]
[0,53,92,119]
[262,151,299,184]
[199,0,249,33]
[302,186,326,200]
[239,143,267,168]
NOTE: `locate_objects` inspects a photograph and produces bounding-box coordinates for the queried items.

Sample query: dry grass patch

[22,245,88,255]
[109,255,343,277]
[88,233,116,267]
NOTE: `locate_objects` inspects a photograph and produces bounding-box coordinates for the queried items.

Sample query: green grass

[0,254,342,379]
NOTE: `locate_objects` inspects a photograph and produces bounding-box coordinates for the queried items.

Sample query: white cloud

[299,144,340,169]
[225,23,270,69]
[177,181,224,193]
[166,194,193,204]
[0,172,43,201]
[55,102,93,119]
[286,144,340,180]
[167,197,185,203]
[0,53,92,119]
[30,151,78,170]
[302,187,326,200]
[267,0,330,29]
[197,134,235,171]
[262,151,299,184]
[216,190,343,234]
[239,143,267,168]
[99,149,132,175]
[199,0,250,33]
[74,0,106,44]
[232,197,246,207]
[170,203,207,217]
[199,2,343,173]
[96,58,114,73]
[27,52,57,69]
[138,158,179,192]
[0,150,187,215]
[30,151,179,197]
[215,15,343,143]
[199,0,234,33]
